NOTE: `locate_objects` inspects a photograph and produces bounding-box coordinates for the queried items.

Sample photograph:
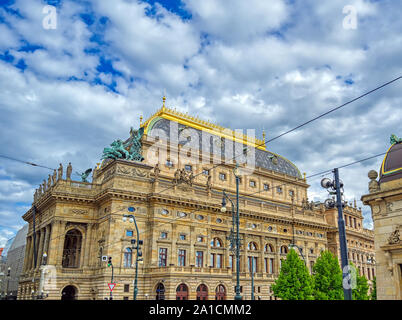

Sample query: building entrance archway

[196,284,208,300]
[61,285,77,300]
[215,284,226,300]
[176,283,188,300]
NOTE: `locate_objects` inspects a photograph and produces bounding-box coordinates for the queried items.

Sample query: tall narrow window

[124,248,132,268]
[216,254,223,268]
[229,255,233,271]
[196,251,203,268]
[178,249,186,267]
[159,248,167,267]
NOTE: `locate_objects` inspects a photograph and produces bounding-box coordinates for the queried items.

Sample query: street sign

[108,283,116,292]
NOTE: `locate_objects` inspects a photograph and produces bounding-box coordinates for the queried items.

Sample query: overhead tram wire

[7,76,401,245]
[3,76,400,210]
[0,154,55,171]
[0,154,90,178]
[202,75,402,177]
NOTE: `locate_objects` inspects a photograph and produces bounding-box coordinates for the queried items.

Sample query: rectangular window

[196,251,203,267]
[202,169,209,176]
[197,236,204,242]
[126,230,133,237]
[265,258,273,274]
[248,256,257,273]
[124,284,130,293]
[166,159,173,167]
[219,173,226,181]
[229,255,233,271]
[185,165,192,171]
[263,183,269,191]
[249,180,256,187]
[210,253,215,267]
[160,232,167,239]
[276,186,282,194]
[159,248,167,267]
[353,218,357,228]
[178,249,186,266]
[179,234,186,241]
[216,254,223,268]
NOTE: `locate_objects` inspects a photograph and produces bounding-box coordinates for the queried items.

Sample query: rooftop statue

[126,127,145,161]
[390,134,402,145]
[76,168,93,183]
[101,127,144,162]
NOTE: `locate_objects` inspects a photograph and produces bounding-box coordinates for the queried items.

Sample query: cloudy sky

[0,0,401,247]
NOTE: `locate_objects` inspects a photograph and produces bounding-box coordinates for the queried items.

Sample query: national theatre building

[17,99,375,300]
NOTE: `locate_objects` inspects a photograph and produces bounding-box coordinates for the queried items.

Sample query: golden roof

[141,98,267,151]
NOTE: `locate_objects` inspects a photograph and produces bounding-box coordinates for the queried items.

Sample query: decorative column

[43,224,51,259]
[170,224,177,266]
[23,236,32,272]
[83,223,93,267]
[36,228,45,268]
[31,230,40,270]
[275,240,281,274]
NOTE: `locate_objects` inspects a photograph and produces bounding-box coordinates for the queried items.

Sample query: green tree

[350,264,370,300]
[272,249,314,300]
[312,250,344,300]
[370,277,377,300]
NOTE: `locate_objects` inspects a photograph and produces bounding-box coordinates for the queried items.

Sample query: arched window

[62,229,82,268]
[265,244,274,253]
[280,245,288,254]
[176,283,189,300]
[215,284,226,300]
[211,237,222,248]
[196,284,208,300]
[247,242,258,251]
[124,248,132,268]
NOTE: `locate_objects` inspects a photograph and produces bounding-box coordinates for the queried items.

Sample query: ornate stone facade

[362,138,402,300]
[18,106,374,300]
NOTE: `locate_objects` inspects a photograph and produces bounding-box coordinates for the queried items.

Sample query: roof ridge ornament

[390,134,402,145]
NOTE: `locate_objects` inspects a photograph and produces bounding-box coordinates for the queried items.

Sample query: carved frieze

[116,165,149,178]
[70,209,88,215]
[388,227,400,245]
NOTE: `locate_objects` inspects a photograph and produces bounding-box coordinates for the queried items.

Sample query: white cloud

[184,0,288,43]
[1,0,402,239]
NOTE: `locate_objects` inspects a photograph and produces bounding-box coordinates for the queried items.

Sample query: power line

[194,75,402,180]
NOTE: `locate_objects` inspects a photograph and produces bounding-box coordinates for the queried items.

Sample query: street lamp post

[221,164,242,300]
[6,267,10,300]
[321,168,352,300]
[123,207,143,300]
[37,253,49,300]
[251,257,254,300]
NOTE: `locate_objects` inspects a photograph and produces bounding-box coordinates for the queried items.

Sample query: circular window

[161,209,169,215]
[283,228,287,233]
[251,224,257,229]
[178,212,187,218]
[196,214,204,220]
[216,218,223,223]
[268,226,273,232]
